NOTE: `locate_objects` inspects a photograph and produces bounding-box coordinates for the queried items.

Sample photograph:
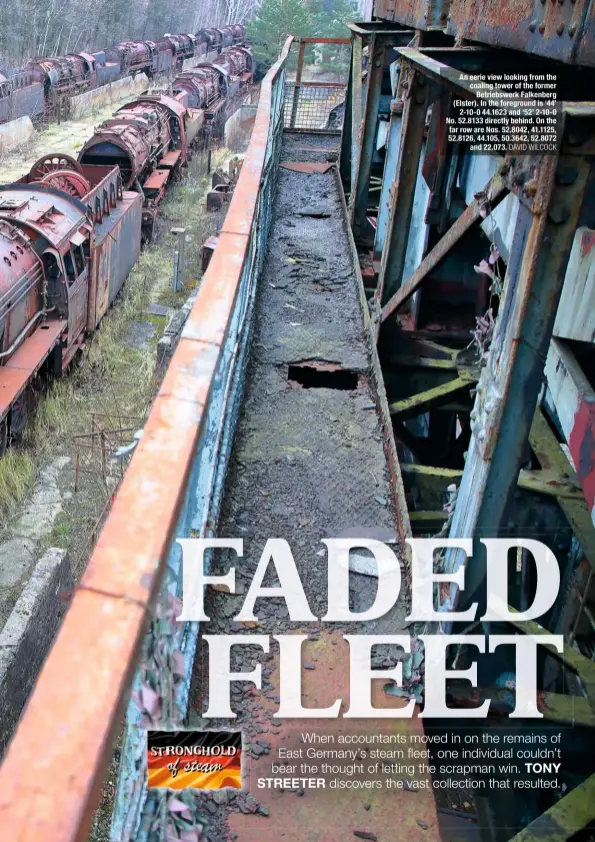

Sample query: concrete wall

[225,104,257,151]
[156,289,198,383]
[0,115,34,155]
[69,73,150,120]
[0,548,72,756]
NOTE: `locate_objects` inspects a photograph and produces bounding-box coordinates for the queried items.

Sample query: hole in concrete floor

[287,362,359,390]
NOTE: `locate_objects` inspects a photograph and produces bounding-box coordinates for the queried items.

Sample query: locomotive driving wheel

[28,154,85,182]
[39,169,91,199]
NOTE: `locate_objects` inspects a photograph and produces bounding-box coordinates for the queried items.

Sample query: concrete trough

[0,115,35,155]
[0,548,72,756]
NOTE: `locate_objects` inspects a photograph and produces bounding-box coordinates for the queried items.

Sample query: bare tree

[0,0,262,67]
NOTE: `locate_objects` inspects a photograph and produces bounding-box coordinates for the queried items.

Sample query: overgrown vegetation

[247,0,357,72]
[0,450,36,517]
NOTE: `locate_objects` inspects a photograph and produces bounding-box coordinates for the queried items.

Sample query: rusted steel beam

[388,353,459,370]
[298,37,351,44]
[409,510,449,530]
[0,36,296,842]
[533,693,595,729]
[349,21,416,35]
[389,372,476,419]
[350,31,364,193]
[376,62,434,304]
[380,170,508,320]
[289,40,306,129]
[515,469,585,501]
[373,97,404,264]
[401,462,584,501]
[446,684,595,728]
[446,0,595,68]
[374,0,450,31]
[350,29,415,238]
[443,149,594,615]
[351,34,386,237]
[351,36,387,240]
[340,49,354,188]
[505,609,595,711]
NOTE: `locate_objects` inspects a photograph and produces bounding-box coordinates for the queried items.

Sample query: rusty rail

[0,35,294,842]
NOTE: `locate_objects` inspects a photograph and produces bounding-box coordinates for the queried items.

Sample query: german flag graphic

[147,731,242,790]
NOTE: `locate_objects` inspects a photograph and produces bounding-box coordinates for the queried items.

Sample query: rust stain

[227,630,441,842]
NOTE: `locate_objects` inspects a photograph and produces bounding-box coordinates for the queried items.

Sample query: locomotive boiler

[213,46,254,79]
[77,94,205,239]
[25,53,97,99]
[163,34,198,67]
[78,45,253,238]
[172,46,254,120]
[78,95,187,189]
[172,67,225,111]
[104,41,153,76]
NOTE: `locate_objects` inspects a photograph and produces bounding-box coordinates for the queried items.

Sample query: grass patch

[26,380,74,445]
[157,285,194,309]
[50,518,73,547]
[0,449,36,518]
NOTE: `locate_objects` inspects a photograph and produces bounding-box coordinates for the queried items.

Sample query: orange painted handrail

[0,36,294,842]
[298,37,351,43]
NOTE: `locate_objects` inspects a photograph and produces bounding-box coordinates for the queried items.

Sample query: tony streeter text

[176,537,563,720]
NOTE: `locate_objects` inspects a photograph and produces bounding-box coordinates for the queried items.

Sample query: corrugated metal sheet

[374,0,450,29]
[0,83,44,122]
[67,264,89,346]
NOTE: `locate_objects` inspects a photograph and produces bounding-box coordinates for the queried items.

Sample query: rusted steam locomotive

[0,159,141,449]
[0,24,247,125]
[0,41,253,449]
[79,44,253,239]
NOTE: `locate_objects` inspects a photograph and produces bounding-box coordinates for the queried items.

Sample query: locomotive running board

[159,150,182,169]
[0,319,67,423]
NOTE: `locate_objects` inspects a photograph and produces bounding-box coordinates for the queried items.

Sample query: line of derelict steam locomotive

[0,27,254,450]
[0,25,248,123]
